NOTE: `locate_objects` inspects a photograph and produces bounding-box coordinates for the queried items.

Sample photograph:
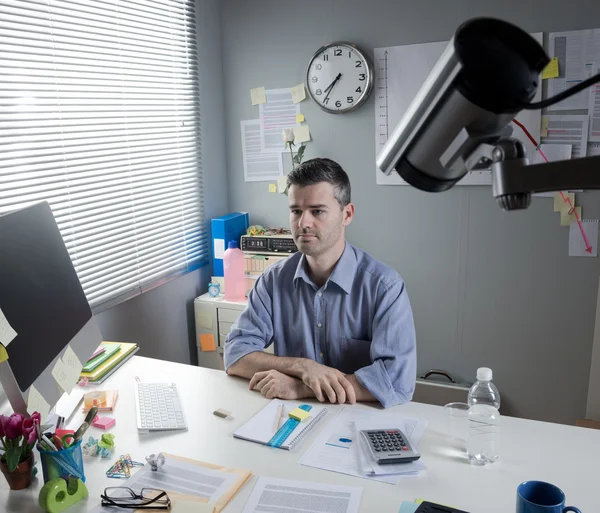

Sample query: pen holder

[38,440,86,483]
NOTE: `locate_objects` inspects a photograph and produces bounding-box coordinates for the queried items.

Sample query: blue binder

[211,212,249,276]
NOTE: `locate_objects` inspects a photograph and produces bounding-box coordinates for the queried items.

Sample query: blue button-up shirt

[224,242,416,408]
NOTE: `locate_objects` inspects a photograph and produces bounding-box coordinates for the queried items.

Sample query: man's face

[288,182,353,258]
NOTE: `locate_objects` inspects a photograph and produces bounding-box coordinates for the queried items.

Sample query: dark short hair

[287,158,351,208]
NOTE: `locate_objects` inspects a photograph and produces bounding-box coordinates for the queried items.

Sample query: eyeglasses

[101,487,171,509]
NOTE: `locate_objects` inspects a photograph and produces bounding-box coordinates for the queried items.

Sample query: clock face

[306,42,374,114]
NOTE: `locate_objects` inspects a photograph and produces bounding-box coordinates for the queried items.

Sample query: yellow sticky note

[561,206,582,226]
[293,125,311,143]
[0,345,8,363]
[268,183,277,193]
[541,116,549,138]
[250,87,266,106]
[542,57,559,79]
[553,191,575,212]
[296,113,305,123]
[290,84,306,104]
[199,333,216,352]
[277,176,288,194]
[289,407,310,421]
[27,385,50,423]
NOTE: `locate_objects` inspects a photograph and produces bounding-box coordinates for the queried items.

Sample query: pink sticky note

[92,416,115,430]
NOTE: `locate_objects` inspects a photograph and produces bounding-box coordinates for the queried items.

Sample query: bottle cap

[228,240,239,249]
[477,367,492,381]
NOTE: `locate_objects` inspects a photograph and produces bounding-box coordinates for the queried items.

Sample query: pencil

[274,404,284,434]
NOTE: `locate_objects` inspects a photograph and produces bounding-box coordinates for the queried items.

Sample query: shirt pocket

[337,337,372,374]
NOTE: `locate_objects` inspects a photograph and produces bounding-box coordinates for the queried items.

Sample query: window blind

[0,0,207,311]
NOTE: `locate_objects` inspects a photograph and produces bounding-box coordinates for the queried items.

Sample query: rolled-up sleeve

[223,271,274,371]
[354,279,416,408]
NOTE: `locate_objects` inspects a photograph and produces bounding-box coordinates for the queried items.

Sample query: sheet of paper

[548,30,600,111]
[250,87,266,106]
[569,220,599,257]
[241,120,284,182]
[299,406,428,485]
[588,142,600,156]
[374,33,542,185]
[259,89,301,153]
[63,345,82,374]
[277,176,287,194]
[293,125,311,143]
[531,144,572,198]
[554,191,575,213]
[542,57,560,79]
[589,68,600,142]
[51,357,79,394]
[541,115,589,158]
[129,455,239,502]
[27,385,50,422]
[561,206,582,226]
[213,238,225,259]
[290,84,306,104]
[0,308,17,347]
[241,477,362,513]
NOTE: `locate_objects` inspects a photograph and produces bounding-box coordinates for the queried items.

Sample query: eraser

[92,416,116,430]
[288,408,310,421]
[213,408,231,418]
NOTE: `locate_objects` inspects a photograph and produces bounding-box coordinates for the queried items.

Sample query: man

[224,158,416,408]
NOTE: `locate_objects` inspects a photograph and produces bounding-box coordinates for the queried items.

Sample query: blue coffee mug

[517,481,581,513]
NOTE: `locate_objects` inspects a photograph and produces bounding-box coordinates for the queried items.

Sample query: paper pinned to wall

[241,120,284,182]
[277,176,288,194]
[569,220,598,257]
[548,30,600,111]
[588,67,600,142]
[259,89,300,153]
[0,308,17,347]
[588,142,600,156]
[250,87,266,106]
[541,115,589,158]
[27,385,50,422]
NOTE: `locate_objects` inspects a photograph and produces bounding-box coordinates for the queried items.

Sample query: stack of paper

[299,406,428,485]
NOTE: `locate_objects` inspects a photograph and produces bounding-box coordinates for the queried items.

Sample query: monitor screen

[0,202,92,392]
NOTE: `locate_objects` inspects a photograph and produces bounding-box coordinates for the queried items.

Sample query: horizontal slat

[0,0,204,310]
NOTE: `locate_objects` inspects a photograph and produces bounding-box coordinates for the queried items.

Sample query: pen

[274,404,284,434]
[41,434,58,452]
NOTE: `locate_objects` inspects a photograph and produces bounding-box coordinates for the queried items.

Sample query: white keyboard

[135,382,187,431]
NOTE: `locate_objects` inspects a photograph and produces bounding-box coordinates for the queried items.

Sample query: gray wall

[221,0,600,424]
[95,0,229,365]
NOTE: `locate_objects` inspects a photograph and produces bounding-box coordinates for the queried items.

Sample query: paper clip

[106,454,144,479]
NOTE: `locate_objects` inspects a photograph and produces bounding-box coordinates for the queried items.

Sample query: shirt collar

[293,242,357,294]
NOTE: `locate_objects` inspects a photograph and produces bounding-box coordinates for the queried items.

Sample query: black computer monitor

[0,202,102,417]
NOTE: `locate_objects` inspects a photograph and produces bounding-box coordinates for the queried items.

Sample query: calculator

[359,428,421,464]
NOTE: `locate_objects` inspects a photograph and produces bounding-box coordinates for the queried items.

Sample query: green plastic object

[39,477,88,513]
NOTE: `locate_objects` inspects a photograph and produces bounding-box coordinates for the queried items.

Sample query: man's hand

[249,370,313,400]
[298,360,357,404]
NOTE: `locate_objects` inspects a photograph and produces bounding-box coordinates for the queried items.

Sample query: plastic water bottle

[224,240,246,301]
[467,367,501,465]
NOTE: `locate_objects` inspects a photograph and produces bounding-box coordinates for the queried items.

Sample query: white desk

[1,356,598,512]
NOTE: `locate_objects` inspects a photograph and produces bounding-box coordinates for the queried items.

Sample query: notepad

[82,343,122,372]
[233,399,327,450]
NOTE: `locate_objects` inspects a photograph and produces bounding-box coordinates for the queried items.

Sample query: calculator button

[375,448,381,452]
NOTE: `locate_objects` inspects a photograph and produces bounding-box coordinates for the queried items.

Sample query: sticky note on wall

[199,333,216,352]
[290,84,306,104]
[268,184,277,193]
[561,206,582,226]
[250,87,266,106]
[542,57,559,79]
[553,192,575,212]
[293,125,311,143]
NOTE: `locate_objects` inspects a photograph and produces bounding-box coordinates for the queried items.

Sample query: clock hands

[323,73,342,103]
